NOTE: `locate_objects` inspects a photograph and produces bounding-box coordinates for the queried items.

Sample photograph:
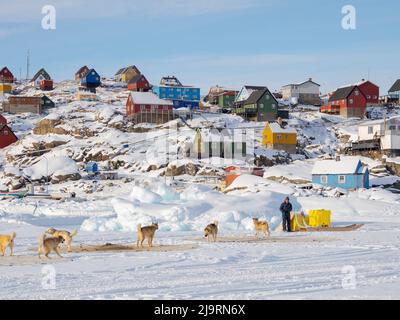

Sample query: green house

[234,86,278,121]
[217,91,238,108]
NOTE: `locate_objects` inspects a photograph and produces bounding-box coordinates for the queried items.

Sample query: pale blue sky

[0,0,399,94]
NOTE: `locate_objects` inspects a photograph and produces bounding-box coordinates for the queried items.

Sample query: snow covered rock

[22,156,81,183]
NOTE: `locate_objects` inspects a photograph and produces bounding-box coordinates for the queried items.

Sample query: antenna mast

[26,49,30,80]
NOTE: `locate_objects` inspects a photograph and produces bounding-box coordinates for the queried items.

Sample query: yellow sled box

[291,213,309,232]
[308,210,331,228]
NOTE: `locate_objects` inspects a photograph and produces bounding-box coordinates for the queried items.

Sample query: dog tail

[213,221,219,226]
[10,232,16,240]
[70,229,78,238]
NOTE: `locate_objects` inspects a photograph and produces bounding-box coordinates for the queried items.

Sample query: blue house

[81,69,101,88]
[312,157,369,190]
[85,162,99,175]
[152,76,200,110]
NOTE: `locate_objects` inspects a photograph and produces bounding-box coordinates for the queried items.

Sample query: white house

[281,78,321,105]
[358,116,400,154]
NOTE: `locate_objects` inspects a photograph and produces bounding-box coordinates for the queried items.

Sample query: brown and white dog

[46,228,77,252]
[0,232,16,256]
[137,223,159,248]
[38,234,64,259]
[204,221,218,242]
[253,218,270,239]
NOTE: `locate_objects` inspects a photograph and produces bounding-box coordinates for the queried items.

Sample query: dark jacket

[280,201,293,214]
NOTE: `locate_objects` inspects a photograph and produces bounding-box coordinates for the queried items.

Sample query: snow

[268,122,297,134]
[312,157,361,175]
[1,80,400,299]
[22,156,79,180]
[130,92,173,105]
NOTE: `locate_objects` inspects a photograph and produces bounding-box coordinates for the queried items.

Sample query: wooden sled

[297,224,364,232]
[69,243,198,254]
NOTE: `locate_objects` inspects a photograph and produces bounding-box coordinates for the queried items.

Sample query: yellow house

[0,83,12,94]
[116,66,141,83]
[262,121,297,154]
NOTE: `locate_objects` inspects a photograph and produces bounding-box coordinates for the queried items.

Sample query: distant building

[3,95,54,114]
[234,85,278,122]
[115,66,141,83]
[31,68,51,87]
[356,80,380,106]
[75,66,90,81]
[126,92,174,124]
[127,74,151,92]
[0,84,12,95]
[281,78,321,105]
[152,76,200,110]
[0,114,18,148]
[328,85,367,118]
[80,69,101,89]
[262,119,297,154]
[388,79,400,102]
[0,67,15,83]
[357,116,400,156]
[40,80,53,91]
[312,157,369,190]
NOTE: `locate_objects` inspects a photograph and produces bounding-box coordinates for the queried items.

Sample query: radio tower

[26,49,30,81]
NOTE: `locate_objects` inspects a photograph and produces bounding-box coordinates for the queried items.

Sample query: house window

[3,130,8,136]
[367,95,371,99]
[339,175,346,184]
[355,90,359,96]
[320,176,327,184]
[276,134,282,140]
[349,99,354,104]
[266,95,270,100]
[272,104,276,110]
[368,126,373,134]
[389,125,396,131]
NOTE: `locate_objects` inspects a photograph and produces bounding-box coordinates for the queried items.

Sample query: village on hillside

[1,63,400,299]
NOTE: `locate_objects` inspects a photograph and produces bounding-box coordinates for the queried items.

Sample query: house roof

[32,68,51,82]
[268,122,297,134]
[0,67,13,75]
[129,92,173,105]
[244,88,278,105]
[283,79,320,88]
[312,158,363,175]
[359,115,400,127]
[244,85,267,91]
[116,66,140,76]
[128,74,147,84]
[329,86,357,102]
[75,66,89,76]
[389,80,400,93]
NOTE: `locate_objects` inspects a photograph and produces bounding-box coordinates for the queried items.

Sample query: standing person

[280,197,293,232]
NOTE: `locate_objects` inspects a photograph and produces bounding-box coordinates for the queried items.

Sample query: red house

[75,66,89,81]
[328,85,367,118]
[127,74,151,92]
[356,80,379,106]
[0,115,18,148]
[40,79,54,91]
[126,92,174,124]
[0,67,14,83]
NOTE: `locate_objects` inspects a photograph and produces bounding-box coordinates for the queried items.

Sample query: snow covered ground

[1,180,400,300]
[1,80,400,299]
